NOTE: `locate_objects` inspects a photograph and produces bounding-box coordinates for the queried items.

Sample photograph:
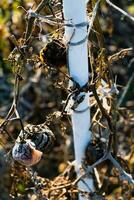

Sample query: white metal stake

[63,0,94,199]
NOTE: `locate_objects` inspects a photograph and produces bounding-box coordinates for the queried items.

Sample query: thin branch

[106,0,134,22]
[87,0,101,36]
[90,84,113,132]
[117,72,134,107]
[108,153,134,184]
[25,0,49,42]
[74,153,109,185]
[76,152,134,186]
[35,0,49,13]
[108,48,133,64]
[0,74,24,131]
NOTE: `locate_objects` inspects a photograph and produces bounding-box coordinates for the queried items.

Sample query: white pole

[63,0,94,199]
